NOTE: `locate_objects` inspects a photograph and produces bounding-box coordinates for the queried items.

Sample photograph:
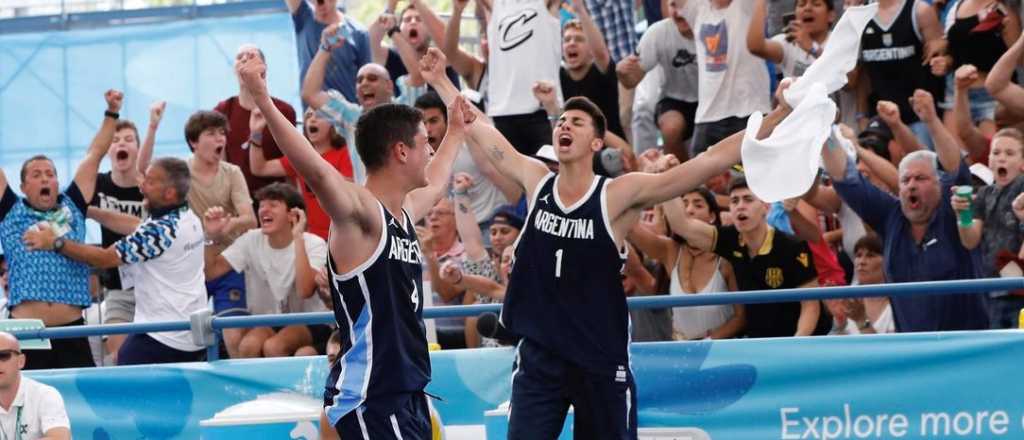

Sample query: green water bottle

[955,186,974,227]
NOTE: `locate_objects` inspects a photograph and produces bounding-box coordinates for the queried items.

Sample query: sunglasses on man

[0,350,22,362]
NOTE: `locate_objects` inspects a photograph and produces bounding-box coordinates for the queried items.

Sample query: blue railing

[9,277,1024,360]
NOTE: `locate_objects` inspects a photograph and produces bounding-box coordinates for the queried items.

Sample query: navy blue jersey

[502,173,629,376]
[324,202,430,425]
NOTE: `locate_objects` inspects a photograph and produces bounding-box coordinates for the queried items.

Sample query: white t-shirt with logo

[638,18,699,103]
[0,377,70,439]
[679,0,771,123]
[770,34,819,78]
[115,206,208,352]
[487,0,563,117]
[222,230,329,315]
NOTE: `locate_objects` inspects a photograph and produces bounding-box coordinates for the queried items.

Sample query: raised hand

[453,172,475,194]
[929,55,951,77]
[321,24,347,51]
[653,153,680,173]
[236,52,269,100]
[909,89,938,123]
[637,149,663,173]
[954,64,979,91]
[149,101,167,128]
[446,95,475,137]
[105,89,124,113]
[290,207,308,237]
[876,101,901,127]
[531,80,558,108]
[419,47,449,85]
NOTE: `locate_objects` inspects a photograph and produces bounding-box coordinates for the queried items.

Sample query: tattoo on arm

[490,145,505,161]
[458,203,469,213]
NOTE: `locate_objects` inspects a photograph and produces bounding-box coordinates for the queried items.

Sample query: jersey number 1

[555,249,564,278]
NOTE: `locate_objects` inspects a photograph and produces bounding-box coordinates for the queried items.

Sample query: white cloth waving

[741,4,879,203]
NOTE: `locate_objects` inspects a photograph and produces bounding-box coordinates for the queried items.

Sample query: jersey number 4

[555,249,564,278]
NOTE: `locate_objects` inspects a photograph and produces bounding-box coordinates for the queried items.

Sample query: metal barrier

[9,277,1024,360]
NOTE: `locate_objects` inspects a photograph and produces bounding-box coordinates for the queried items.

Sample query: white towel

[742,82,837,202]
[741,4,879,203]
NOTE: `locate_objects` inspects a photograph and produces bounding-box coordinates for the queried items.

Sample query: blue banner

[26,331,1024,439]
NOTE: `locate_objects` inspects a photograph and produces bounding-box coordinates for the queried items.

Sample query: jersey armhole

[599,179,628,259]
[329,202,388,282]
[508,173,555,253]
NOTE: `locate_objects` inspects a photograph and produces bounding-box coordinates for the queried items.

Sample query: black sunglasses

[0,350,21,361]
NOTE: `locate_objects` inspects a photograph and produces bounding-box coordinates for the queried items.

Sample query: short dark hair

[853,233,883,255]
[115,120,140,144]
[727,176,750,195]
[355,104,423,172]
[20,155,55,182]
[563,96,606,140]
[184,110,228,151]
[398,3,417,22]
[152,157,191,203]
[255,182,306,211]
[414,92,447,123]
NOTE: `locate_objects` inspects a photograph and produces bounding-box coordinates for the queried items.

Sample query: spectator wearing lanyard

[0,332,70,440]
[24,158,210,365]
[0,90,124,370]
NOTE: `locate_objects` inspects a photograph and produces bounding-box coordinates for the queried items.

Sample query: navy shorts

[117,333,205,366]
[333,393,431,440]
[508,338,638,440]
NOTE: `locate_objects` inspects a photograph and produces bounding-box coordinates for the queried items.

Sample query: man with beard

[25,157,209,365]
[822,90,989,332]
[0,89,122,369]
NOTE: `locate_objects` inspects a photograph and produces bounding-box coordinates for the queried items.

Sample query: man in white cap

[0,332,71,439]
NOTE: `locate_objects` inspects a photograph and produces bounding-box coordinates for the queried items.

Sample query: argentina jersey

[324,201,430,425]
[502,173,630,375]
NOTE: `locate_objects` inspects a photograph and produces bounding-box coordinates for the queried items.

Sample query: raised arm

[910,89,962,173]
[986,33,1024,113]
[614,100,793,210]
[442,0,486,87]
[421,48,549,194]
[570,0,611,71]
[626,221,676,268]
[238,50,377,230]
[247,109,288,177]
[368,13,396,65]
[662,194,717,252]
[404,96,472,223]
[301,25,346,109]
[876,100,924,154]
[202,207,238,280]
[392,30,426,87]
[747,0,785,64]
[137,100,165,177]
[915,0,946,65]
[857,145,899,193]
[951,65,990,158]
[451,173,489,261]
[291,209,318,299]
[75,90,122,202]
[464,135,523,203]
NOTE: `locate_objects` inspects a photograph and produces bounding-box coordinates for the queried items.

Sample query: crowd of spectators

[3,0,1024,369]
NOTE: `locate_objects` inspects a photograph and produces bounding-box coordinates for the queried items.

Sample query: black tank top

[502,173,630,376]
[947,2,1009,73]
[860,0,942,124]
[323,202,429,421]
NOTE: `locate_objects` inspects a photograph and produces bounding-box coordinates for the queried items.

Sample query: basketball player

[419,47,797,439]
[237,51,472,439]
